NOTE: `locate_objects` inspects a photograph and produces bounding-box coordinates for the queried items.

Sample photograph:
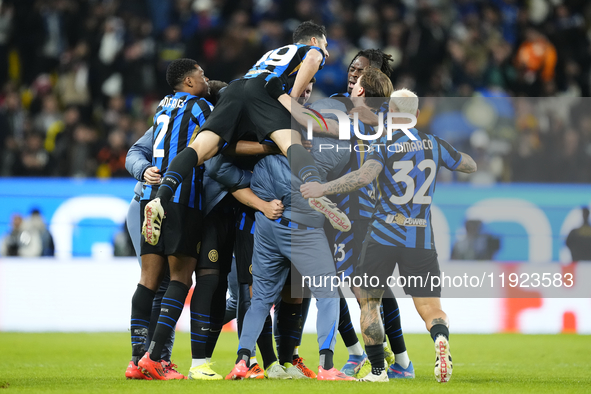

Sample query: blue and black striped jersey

[331,121,378,221]
[243,44,325,94]
[366,128,462,249]
[142,92,213,209]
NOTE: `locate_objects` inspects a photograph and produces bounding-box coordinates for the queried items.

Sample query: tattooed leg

[412,297,449,331]
[358,287,385,346]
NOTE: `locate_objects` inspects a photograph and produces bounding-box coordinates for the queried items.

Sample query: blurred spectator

[0,213,42,257]
[452,220,501,261]
[96,129,129,178]
[515,27,557,95]
[24,208,54,256]
[566,207,591,261]
[11,132,53,176]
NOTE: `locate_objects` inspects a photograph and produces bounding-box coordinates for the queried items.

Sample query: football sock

[191,358,206,368]
[365,344,385,372]
[430,324,449,342]
[156,148,198,204]
[236,283,251,337]
[293,346,299,359]
[287,144,321,183]
[258,313,277,369]
[151,271,174,362]
[131,284,156,363]
[277,302,303,365]
[347,342,364,357]
[382,295,407,354]
[338,297,359,348]
[148,280,189,362]
[250,357,258,366]
[206,276,227,358]
[236,349,251,366]
[190,273,218,360]
[319,349,334,370]
[395,351,410,369]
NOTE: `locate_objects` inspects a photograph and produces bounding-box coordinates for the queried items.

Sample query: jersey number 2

[389,159,436,205]
[153,114,170,158]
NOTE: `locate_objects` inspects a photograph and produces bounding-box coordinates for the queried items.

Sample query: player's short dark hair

[349,49,394,78]
[293,21,326,43]
[359,67,393,100]
[310,77,316,84]
[166,58,198,90]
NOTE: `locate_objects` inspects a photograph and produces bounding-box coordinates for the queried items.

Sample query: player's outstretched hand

[300,182,325,199]
[264,77,286,100]
[262,199,284,220]
[143,166,161,185]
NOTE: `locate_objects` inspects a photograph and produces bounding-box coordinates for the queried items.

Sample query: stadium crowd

[0,0,590,182]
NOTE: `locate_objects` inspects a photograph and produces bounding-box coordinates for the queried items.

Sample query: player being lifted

[301,89,477,382]
[142,21,350,245]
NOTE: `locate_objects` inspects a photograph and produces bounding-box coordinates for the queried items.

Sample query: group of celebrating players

[123,20,477,383]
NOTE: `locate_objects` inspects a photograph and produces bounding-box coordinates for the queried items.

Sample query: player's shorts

[235,207,256,285]
[327,218,372,278]
[356,234,441,297]
[197,199,236,274]
[201,75,293,144]
[140,200,201,258]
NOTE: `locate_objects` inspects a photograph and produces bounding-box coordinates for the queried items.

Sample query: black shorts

[197,202,236,274]
[201,76,293,144]
[327,218,371,277]
[140,200,201,258]
[235,207,256,285]
[356,234,441,297]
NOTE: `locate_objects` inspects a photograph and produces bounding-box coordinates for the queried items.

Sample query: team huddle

[124,21,477,383]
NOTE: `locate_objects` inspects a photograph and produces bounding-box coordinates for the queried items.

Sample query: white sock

[395,351,410,369]
[347,342,364,356]
[293,346,299,357]
[250,356,258,366]
[383,341,388,348]
[206,357,211,363]
[191,358,206,368]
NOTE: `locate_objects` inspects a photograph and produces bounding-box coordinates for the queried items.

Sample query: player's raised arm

[300,159,383,198]
[454,152,477,173]
[266,77,340,137]
[290,48,324,99]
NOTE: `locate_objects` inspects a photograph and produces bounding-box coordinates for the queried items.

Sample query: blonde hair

[389,88,418,115]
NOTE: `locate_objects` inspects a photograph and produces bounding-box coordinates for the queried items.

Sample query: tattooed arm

[300,159,383,198]
[455,152,477,173]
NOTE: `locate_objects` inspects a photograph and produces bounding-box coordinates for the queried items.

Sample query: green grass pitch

[1,332,589,393]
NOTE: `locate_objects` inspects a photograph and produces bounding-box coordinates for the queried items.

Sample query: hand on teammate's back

[261,199,284,220]
[300,182,324,199]
[264,77,286,100]
[143,166,161,185]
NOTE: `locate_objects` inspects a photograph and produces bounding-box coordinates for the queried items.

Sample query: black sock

[148,280,189,361]
[338,297,359,347]
[236,283,251,338]
[131,284,156,363]
[278,302,302,365]
[236,349,251,366]
[365,344,385,372]
[156,148,199,204]
[190,274,218,359]
[257,313,277,368]
[430,324,449,342]
[287,144,321,183]
[319,349,334,370]
[382,295,407,354]
[206,276,228,358]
